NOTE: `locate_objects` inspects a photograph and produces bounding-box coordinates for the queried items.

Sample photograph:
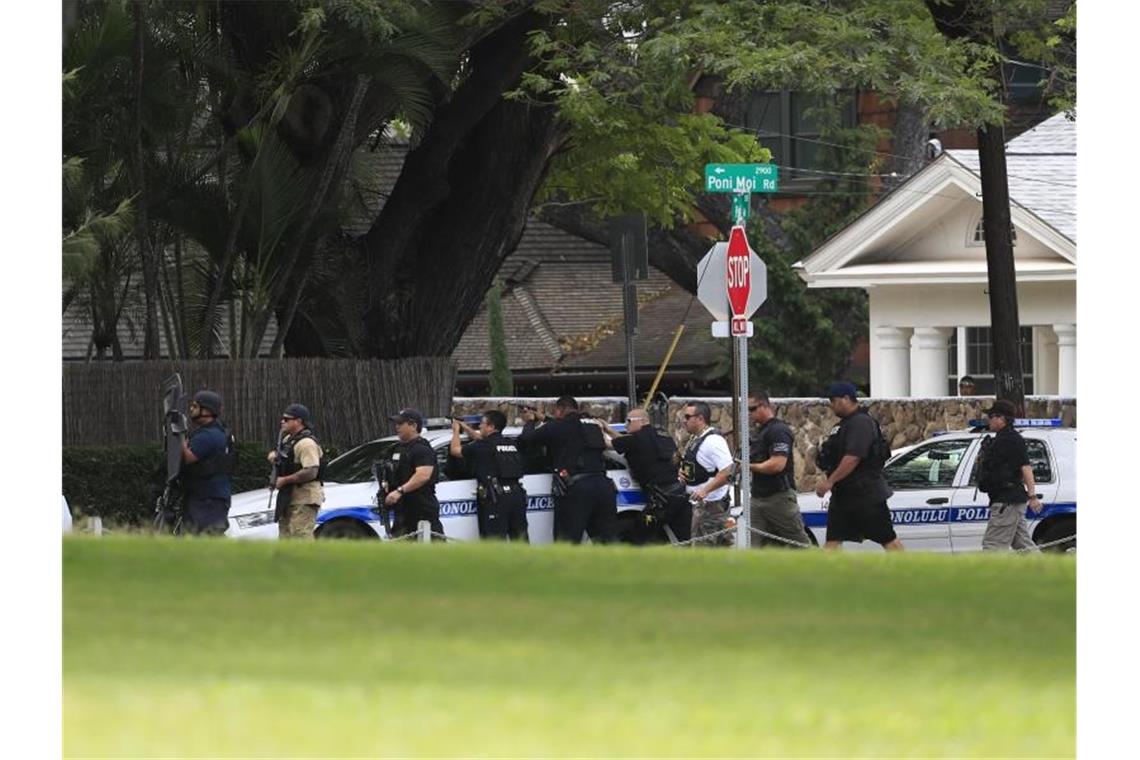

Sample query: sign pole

[736,333,751,549]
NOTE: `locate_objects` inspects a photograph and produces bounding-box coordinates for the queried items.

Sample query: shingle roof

[947,113,1076,241]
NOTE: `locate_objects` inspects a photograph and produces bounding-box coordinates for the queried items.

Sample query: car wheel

[1036,517,1075,553]
[316,519,375,540]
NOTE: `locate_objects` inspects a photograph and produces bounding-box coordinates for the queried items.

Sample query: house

[793,113,1076,397]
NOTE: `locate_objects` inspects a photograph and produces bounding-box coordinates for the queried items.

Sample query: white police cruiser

[227,420,648,541]
[797,419,1076,552]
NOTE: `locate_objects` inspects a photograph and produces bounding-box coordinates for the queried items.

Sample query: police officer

[518,396,617,544]
[977,399,1042,551]
[449,410,528,541]
[747,390,812,548]
[267,403,325,539]
[814,382,903,551]
[180,390,234,535]
[678,401,734,546]
[384,408,444,539]
[598,408,690,544]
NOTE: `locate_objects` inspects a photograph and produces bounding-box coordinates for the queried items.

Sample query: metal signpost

[699,163,779,548]
[609,214,648,411]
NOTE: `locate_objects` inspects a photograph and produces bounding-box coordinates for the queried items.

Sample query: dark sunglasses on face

[683,413,697,419]
[748,405,760,412]
[281,415,296,422]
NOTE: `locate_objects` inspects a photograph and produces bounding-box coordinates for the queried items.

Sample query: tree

[925,0,1075,411]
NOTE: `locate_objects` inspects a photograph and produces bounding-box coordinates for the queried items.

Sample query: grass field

[63,538,1075,758]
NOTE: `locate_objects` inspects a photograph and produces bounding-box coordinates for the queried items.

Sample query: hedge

[62,442,339,525]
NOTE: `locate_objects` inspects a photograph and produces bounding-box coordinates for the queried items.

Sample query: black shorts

[825,498,897,545]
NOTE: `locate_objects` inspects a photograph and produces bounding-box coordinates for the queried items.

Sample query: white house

[794,113,1076,397]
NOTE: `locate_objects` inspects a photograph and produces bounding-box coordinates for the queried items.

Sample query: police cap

[389,408,425,430]
[825,381,859,400]
[282,403,311,423]
[982,399,1017,419]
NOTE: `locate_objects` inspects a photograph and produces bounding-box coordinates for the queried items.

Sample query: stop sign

[725,226,751,333]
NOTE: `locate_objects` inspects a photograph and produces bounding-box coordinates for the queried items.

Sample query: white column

[1053,323,1077,396]
[1034,326,1059,395]
[910,327,952,397]
[956,327,968,383]
[873,326,912,397]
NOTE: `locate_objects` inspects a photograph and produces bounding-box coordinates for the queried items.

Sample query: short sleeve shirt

[290,436,324,507]
[463,434,501,481]
[396,437,438,512]
[185,423,231,499]
[750,418,795,495]
[987,426,1030,503]
[685,430,733,502]
[613,426,676,487]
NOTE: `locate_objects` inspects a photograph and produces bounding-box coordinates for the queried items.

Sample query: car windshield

[323,440,399,483]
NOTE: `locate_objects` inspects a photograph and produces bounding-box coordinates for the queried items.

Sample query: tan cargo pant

[280,503,319,539]
[982,502,1038,552]
[691,498,733,547]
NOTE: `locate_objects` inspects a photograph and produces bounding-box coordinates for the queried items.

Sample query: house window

[947,327,1033,394]
[743,91,857,180]
[969,218,1017,247]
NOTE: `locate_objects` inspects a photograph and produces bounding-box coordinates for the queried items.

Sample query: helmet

[192,390,222,417]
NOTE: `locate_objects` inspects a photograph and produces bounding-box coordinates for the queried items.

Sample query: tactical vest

[568,415,606,475]
[680,427,720,486]
[277,428,327,482]
[490,438,524,481]
[394,436,437,485]
[816,409,889,476]
[184,421,238,480]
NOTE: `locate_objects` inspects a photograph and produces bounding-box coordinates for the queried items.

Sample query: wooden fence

[62,358,457,448]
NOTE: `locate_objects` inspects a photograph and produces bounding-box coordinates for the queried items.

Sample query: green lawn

[63,538,1075,758]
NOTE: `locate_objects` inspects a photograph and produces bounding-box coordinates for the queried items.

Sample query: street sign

[705,163,779,193]
[711,320,753,337]
[725,226,751,335]
[696,242,767,322]
[609,213,648,283]
[731,193,750,224]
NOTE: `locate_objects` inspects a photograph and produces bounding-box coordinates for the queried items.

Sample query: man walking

[815,382,903,551]
[385,409,444,539]
[678,401,734,546]
[976,399,1042,552]
[747,390,812,548]
[268,403,325,539]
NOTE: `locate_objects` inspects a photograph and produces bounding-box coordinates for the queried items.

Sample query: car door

[433,438,480,541]
[950,434,1059,551]
[879,437,972,551]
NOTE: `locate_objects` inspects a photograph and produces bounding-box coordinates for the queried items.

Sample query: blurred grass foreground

[64,538,1075,757]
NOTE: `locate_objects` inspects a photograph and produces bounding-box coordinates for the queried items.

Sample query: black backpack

[974,434,999,493]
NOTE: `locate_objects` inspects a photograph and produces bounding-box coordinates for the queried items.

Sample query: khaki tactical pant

[280,503,319,539]
[982,502,1038,552]
[750,490,812,548]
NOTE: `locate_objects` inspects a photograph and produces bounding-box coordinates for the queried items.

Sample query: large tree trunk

[133,0,161,358]
[976,122,1026,410]
[360,10,565,357]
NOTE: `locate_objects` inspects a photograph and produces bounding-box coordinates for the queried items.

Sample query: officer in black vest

[450,410,529,541]
[747,389,812,548]
[383,408,444,539]
[599,408,690,544]
[977,399,1042,551]
[180,390,235,535]
[814,382,903,551]
[518,396,617,544]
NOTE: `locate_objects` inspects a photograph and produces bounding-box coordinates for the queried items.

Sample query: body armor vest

[680,428,719,486]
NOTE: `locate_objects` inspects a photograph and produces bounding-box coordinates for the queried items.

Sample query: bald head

[626,407,650,432]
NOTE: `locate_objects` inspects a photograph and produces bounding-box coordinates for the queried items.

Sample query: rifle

[371,459,398,537]
[267,431,286,523]
[153,373,188,534]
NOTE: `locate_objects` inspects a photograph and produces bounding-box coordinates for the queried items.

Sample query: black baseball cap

[282,403,311,423]
[983,399,1017,418]
[389,408,425,429]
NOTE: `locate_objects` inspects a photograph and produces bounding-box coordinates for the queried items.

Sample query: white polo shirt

[684,428,733,502]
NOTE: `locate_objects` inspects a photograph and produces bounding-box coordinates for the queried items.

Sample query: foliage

[62,441,338,524]
[65,540,1075,756]
[486,279,514,396]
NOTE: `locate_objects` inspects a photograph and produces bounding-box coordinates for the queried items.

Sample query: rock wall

[452,395,1076,491]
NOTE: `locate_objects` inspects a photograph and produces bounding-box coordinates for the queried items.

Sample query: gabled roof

[795,114,1076,288]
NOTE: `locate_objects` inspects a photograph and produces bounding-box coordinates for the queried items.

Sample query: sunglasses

[281,415,296,422]
[683,413,697,420]
[747,405,761,412]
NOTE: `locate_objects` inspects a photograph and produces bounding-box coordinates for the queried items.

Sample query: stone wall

[452,395,1076,491]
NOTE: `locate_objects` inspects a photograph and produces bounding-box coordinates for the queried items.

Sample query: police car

[797,419,1076,552]
[226,420,648,541]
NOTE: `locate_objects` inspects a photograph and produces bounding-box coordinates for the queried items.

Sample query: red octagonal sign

[725,225,751,335]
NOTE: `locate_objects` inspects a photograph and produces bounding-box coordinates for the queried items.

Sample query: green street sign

[705,163,779,193]
[731,193,750,224]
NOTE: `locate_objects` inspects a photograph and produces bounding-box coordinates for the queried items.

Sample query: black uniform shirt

[463,432,515,481]
[837,410,882,483]
[986,426,1030,503]
[613,425,675,487]
[517,413,606,474]
[750,417,795,496]
[394,436,439,511]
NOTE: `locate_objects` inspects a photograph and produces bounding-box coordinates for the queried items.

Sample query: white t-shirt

[684,428,733,502]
